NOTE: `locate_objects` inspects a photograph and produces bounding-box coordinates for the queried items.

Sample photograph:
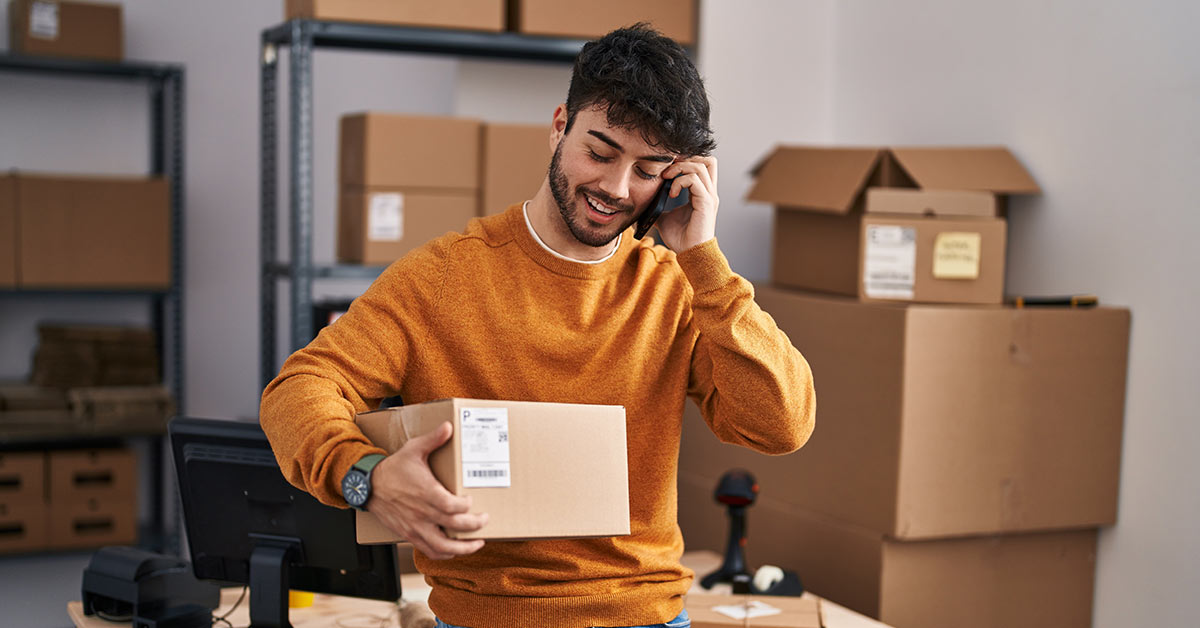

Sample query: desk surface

[68,551,891,628]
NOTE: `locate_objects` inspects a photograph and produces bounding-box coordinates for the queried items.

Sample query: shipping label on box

[859,215,1006,305]
[686,593,821,628]
[355,398,629,542]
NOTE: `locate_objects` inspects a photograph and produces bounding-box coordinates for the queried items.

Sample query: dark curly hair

[565,24,716,157]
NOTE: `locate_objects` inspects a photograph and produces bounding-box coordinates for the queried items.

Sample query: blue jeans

[435,608,690,628]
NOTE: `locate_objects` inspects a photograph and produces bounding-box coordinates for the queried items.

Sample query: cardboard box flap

[748,146,884,214]
[890,147,1041,195]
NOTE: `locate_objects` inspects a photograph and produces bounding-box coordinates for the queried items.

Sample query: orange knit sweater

[260,203,815,628]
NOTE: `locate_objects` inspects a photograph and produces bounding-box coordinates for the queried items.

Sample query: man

[261,25,815,628]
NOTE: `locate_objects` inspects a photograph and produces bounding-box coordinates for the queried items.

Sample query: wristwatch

[341,454,386,511]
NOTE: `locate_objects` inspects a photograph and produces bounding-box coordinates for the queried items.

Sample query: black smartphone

[634,176,690,240]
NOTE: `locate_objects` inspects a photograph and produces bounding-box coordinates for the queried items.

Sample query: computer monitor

[169,417,401,627]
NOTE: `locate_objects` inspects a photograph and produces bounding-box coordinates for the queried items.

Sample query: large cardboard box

[338,113,481,265]
[48,448,137,504]
[678,286,1130,540]
[480,122,550,216]
[286,0,504,32]
[509,0,697,46]
[337,188,477,266]
[0,451,46,505]
[15,173,170,288]
[47,495,137,549]
[749,147,1040,303]
[0,175,15,287]
[355,398,629,542]
[0,498,49,554]
[686,593,821,628]
[8,0,123,61]
[679,479,1098,628]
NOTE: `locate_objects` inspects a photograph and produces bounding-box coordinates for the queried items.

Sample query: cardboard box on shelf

[0,451,46,505]
[509,0,697,46]
[0,175,15,287]
[677,286,1130,540]
[339,113,481,189]
[47,495,136,549]
[68,386,174,427]
[480,122,550,216]
[0,498,49,554]
[355,398,629,542]
[336,188,477,266]
[749,146,1040,303]
[8,0,123,61]
[286,0,504,32]
[48,448,137,504]
[338,113,482,265]
[679,480,1098,628]
[686,593,821,628]
[15,173,170,289]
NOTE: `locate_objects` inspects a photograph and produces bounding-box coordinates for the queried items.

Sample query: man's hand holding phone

[650,155,719,252]
[368,421,489,560]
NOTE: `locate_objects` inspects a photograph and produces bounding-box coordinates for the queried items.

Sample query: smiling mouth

[585,194,618,216]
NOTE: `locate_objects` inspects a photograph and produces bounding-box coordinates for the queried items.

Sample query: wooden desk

[68,552,889,628]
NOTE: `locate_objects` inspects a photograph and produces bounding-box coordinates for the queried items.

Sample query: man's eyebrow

[587,130,674,163]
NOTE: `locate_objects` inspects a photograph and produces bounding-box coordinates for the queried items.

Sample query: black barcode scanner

[700,469,758,591]
[634,176,690,240]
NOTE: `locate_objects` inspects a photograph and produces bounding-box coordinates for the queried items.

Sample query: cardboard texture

[336,188,477,265]
[859,214,1007,304]
[286,0,504,32]
[480,123,550,216]
[749,146,1039,302]
[339,113,481,189]
[686,593,821,628]
[15,173,169,288]
[678,478,1098,628]
[0,451,46,505]
[32,324,160,387]
[0,175,15,286]
[509,0,697,46]
[0,498,49,554]
[677,286,1130,540]
[8,0,123,61]
[355,398,629,542]
[48,448,137,503]
[865,188,998,218]
[47,496,137,549]
[68,386,174,426]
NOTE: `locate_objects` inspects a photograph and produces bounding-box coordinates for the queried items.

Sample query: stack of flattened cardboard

[337,113,482,266]
[678,146,1131,628]
[32,324,160,388]
[0,383,73,427]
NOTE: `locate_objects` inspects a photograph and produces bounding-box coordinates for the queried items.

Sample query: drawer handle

[0,523,25,538]
[73,471,114,487]
[74,519,114,535]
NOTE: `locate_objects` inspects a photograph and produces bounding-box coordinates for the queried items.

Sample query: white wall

[827,2,1200,627]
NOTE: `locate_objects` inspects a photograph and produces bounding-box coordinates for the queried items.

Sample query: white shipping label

[712,600,783,620]
[460,407,511,488]
[863,225,917,300]
[30,1,59,39]
[367,193,403,242]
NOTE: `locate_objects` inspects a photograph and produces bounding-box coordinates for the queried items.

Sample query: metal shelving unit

[0,53,185,552]
[259,19,587,388]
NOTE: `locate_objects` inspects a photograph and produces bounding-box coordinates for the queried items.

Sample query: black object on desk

[81,546,219,627]
[169,417,402,628]
[701,469,759,592]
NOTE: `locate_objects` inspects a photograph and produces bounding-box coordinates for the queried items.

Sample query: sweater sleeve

[259,243,445,506]
[677,239,816,455]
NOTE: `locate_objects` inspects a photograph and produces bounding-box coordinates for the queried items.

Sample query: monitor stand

[248,535,303,628]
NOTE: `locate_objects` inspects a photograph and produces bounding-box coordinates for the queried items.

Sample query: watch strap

[352,453,386,475]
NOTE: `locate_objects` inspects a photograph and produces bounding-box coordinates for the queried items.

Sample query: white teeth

[587,196,616,215]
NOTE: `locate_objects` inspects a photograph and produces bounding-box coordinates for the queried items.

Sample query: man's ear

[550,103,568,150]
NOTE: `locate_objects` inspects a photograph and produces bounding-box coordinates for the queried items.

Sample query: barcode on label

[468,469,508,478]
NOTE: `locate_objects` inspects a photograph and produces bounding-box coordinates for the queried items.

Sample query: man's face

[548,106,676,248]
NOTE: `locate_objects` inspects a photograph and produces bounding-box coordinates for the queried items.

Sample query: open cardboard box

[749,146,1040,304]
[355,398,629,542]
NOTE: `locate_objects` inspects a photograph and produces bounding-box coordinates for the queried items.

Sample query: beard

[548,141,639,248]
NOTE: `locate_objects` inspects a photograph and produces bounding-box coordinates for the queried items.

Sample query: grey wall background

[1,1,1197,627]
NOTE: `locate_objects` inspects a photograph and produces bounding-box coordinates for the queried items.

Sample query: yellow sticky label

[932,232,982,279]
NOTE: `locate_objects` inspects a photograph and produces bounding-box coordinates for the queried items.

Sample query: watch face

[342,470,369,508]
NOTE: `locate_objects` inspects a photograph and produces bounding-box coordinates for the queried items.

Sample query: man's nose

[597,166,632,201]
